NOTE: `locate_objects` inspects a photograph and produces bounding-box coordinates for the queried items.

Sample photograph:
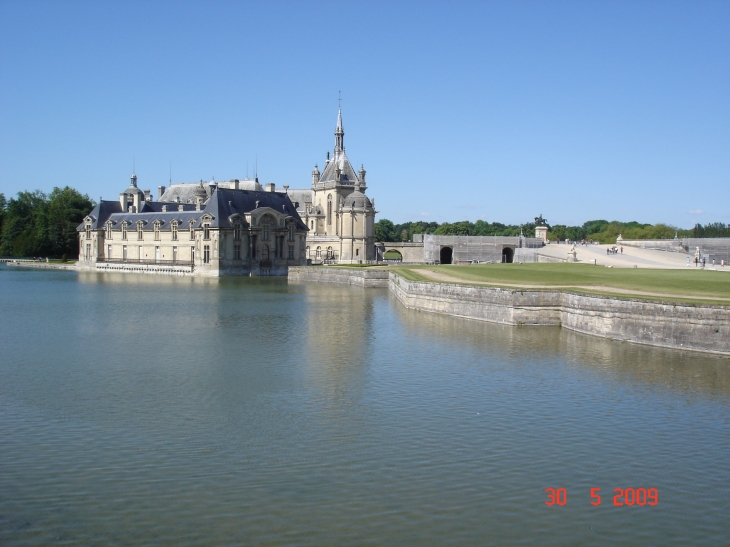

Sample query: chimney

[119,193,125,210]
[158,186,166,200]
[144,189,151,202]
[178,204,184,211]
[234,179,239,190]
[265,183,275,192]
[161,205,167,212]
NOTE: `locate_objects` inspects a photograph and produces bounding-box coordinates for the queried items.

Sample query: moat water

[1,266,729,546]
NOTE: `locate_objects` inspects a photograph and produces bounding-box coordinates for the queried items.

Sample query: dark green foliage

[0,187,94,258]
[374,219,397,242]
[377,216,725,245]
[693,223,730,238]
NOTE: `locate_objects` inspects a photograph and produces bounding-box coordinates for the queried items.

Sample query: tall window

[171,221,178,241]
[262,222,270,241]
[189,221,195,240]
[137,221,144,240]
[85,224,91,239]
[191,246,195,263]
[234,244,241,260]
[85,244,91,260]
[105,222,112,240]
[327,196,332,226]
[288,225,295,241]
[234,224,241,241]
[288,245,294,259]
[154,221,160,241]
[122,223,127,240]
[203,224,210,240]
[107,245,112,259]
[203,245,210,264]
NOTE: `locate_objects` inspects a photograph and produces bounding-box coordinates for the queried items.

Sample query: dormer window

[234,223,241,241]
[288,225,295,241]
[85,224,91,240]
[171,221,178,241]
[137,221,144,240]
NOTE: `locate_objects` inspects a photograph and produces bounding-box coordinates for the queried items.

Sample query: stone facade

[78,176,308,276]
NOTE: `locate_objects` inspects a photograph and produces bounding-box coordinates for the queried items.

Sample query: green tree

[374,219,396,242]
[47,187,95,257]
[0,193,6,253]
[1,190,49,257]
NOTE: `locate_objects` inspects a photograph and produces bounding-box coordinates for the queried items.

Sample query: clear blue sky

[1,0,728,228]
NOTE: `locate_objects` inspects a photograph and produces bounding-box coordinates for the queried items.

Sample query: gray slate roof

[319,151,359,183]
[79,188,306,232]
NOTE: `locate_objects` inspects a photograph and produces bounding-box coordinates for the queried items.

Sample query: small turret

[312,164,320,186]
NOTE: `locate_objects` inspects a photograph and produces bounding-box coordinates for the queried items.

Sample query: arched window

[171,221,178,241]
[327,246,333,259]
[261,244,270,260]
[306,246,310,259]
[137,221,144,240]
[316,246,321,259]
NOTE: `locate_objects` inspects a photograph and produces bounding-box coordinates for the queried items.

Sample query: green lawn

[388,263,730,305]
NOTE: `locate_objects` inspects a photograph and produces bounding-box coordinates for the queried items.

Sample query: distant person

[620,247,623,254]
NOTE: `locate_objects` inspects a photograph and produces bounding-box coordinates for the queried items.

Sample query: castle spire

[334,107,344,156]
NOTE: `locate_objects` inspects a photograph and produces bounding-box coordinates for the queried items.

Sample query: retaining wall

[389,273,730,355]
[288,266,389,287]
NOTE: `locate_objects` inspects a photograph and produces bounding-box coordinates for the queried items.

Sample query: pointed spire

[334,107,344,156]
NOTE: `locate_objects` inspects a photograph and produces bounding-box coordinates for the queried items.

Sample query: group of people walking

[607,246,623,255]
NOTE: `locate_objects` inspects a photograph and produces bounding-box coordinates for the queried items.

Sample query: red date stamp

[545,487,658,506]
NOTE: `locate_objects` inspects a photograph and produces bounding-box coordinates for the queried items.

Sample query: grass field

[386,263,730,305]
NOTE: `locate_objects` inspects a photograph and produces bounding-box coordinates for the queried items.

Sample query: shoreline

[288,266,730,356]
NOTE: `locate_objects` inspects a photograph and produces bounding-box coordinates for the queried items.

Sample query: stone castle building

[77,174,308,276]
[288,108,376,263]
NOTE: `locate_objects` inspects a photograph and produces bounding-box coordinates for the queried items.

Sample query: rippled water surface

[1,266,729,546]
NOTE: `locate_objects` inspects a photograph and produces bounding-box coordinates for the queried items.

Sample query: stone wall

[288,266,389,287]
[388,273,730,355]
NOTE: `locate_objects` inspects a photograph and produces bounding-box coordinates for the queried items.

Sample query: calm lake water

[1,266,729,546]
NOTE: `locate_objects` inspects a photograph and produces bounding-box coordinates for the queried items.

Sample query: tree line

[1,185,727,256]
[0,188,95,259]
[375,218,730,243]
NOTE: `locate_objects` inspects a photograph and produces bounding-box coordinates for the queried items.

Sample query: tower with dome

[289,107,376,263]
